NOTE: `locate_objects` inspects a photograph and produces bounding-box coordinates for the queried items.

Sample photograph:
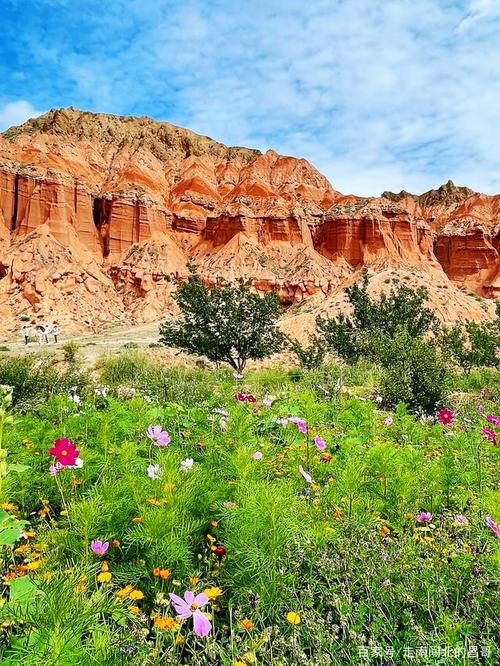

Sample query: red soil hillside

[0,107,498,339]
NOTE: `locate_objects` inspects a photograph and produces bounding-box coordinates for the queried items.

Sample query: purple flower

[289,417,307,434]
[486,516,500,538]
[276,417,289,425]
[314,435,326,450]
[481,427,497,445]
[298,465,314,485]
[486,414,500,428]
[252,451,263,460]
[49,461,63,476]
[233,372,243,380]
[90,540,109,556]
[416,512,433,523]
[169,591,211,637]
[146,425,170,446]
[453,514,469,527]
[384,416,393,426]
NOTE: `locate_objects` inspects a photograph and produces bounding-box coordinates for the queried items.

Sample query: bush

[440,319,499,374]
[289,336,326,369]
[0,354,89,411]
[379,329,449,414]
[61,341,80,363]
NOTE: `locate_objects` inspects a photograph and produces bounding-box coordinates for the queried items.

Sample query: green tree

[440,318,500,375]
[288,335,326,370]
[159,269,285,374]
[316,270,437,363]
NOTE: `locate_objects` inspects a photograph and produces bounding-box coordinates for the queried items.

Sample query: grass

[0,354,498,665]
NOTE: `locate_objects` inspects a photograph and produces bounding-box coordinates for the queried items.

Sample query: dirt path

[2,321,163,364]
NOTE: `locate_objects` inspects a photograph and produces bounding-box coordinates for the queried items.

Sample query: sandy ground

[2,321,163,364]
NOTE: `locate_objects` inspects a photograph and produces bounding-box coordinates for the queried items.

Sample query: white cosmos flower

[179,458,194,473]
[147,464,163,480]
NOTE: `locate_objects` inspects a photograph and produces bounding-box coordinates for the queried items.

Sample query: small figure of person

[44,323,52,344]
[36,325,44,345]
[22,324,30,345]
[53,322,60,343]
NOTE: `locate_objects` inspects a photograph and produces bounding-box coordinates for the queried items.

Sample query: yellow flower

[60,510,68,516]
[189,576,200,586]
[163,483,175,493]
[286,611,301,625]
[100,561,109,572]
[209,520,218,528]
[172,579,181,587]
[130,605,140,614]
[1,503,18,511]
[25,561,41,571]
[117,585,135,598]
[175,635,184,645]
[14,545,30,556]
[132,517,143,524]
[128,589,144,600]
[206,534,216,543]
[234,661,247,666]
[97,572,112,583]
[204,586,223,600]
[74,581,86,594]
[23,531,36,538]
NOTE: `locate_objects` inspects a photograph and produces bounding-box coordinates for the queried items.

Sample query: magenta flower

[481,427,497,445]
[289,417,308,434]
[485,516,500,538]
[49,438,80,466]
[252,451,263,460]
[169,591,211,636]
[146,425,170,446]
[298,465,314,485]
[486,414,500,428]
[314,435,326,450]
[416,512,433,523]
[90,540,109,556]
[437,408,454,426]
[453,514,469,527]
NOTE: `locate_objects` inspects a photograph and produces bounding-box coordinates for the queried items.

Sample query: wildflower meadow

[0,352,498,665]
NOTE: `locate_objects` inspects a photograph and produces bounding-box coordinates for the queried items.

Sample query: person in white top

[36,326,44,345]
[53,323,60,343]
[22,325,30,345]
[44,323,52,344]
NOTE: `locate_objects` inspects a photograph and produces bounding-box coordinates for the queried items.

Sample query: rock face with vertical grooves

[0,107,498,337]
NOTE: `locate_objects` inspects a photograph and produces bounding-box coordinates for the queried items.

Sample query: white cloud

[456,0,500,33]
[0,100,44,132]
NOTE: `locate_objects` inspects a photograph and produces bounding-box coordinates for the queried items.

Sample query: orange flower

[209,520,218,528]
[160,568,170,580]
[154,616,177,630]
[38,507,50,517]
[112,539,120,547]
[380,525,391,537]
[116,585,135,598]
[153,567,161,577]
[132,517,143,524]
[240,619,254,631]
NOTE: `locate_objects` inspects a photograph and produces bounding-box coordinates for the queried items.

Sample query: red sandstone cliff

[0,108,498,338]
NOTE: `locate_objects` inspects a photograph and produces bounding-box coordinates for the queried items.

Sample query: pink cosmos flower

[146,425,170,446]
[298,465,314,485]
[314,435,326,450]
[49,461,63,476]
[289,417,307,434]
[276,417,289,425]
[481,427,497,445]
[437,408,454,426]
[90,540,109,556]
[233,372,243,380]
[453,514,469,527]
[486,414,500,428]
[384,416,393,426]
[169,591,211,637]
[49,438,80,467]
[262,396,274,407]
[252,451,263,460]
[416,512,433,523]
[485,516,500,538]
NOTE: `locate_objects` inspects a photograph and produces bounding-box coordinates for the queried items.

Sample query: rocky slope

[0,107,498,339]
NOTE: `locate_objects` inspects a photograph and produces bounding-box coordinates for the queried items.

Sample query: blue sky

[0,0,499,195]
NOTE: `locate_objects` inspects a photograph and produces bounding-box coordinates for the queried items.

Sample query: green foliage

[61,341,80,364]
[0,354,89,411]
[0,363,498,664]
[316,269,437,364]
[288,335,326,369]
[440,318,500,374]
[159,269,285,372]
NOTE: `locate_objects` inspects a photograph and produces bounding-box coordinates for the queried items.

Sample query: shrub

[440,319,499,374]
[379,328,449,414]
[0,354,89,411]
[61,341,80,363]
[159,268,285,374]
[288,336,326,369]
